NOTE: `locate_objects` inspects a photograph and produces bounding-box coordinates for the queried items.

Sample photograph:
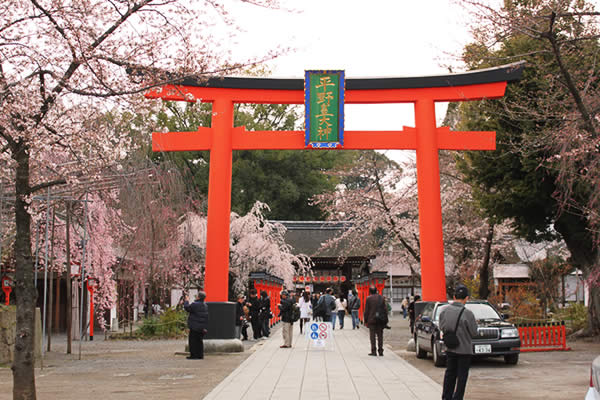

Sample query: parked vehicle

[414,300,521,367]
[585,355,600,400]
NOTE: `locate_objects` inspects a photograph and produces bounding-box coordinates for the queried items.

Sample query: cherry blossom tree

[178,201,311,297]
[0,1,281,397]
[313,150,516,297]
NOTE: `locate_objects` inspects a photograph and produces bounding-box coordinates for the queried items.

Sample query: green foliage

[453,4,599,273]
[556,302,588,332]
[137,309,187,338]
[150,101,359,220]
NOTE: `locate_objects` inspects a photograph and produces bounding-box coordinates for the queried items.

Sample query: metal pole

[42,188,50,357]
[34,222,40,286]
[388,246,393,316]
[79,192,89,360]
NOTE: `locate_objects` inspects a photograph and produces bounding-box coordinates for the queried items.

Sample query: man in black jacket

[247,289,262,339]
[184,291,209,360]
[278,290,294,348]
[363,286,386,356]
[259,290,271,338]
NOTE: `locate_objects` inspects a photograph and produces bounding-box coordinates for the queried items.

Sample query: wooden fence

[516,321,571,352]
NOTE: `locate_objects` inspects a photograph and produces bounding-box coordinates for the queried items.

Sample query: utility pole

[65,201,72,354]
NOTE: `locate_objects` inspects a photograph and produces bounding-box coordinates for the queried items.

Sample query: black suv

[414,300,521,367]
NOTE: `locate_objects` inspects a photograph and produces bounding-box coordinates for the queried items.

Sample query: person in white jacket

[298,291,312,334]
[334,295,347,330]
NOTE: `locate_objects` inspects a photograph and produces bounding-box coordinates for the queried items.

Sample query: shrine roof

[274,220,372,257]
[178,62,524,90]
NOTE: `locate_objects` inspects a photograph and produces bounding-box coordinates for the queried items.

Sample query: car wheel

[415,335,427,359]
[432,340,446,367]
[504,353,519,365]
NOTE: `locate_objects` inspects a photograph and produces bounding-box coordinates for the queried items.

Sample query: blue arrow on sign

[310,323,318,332]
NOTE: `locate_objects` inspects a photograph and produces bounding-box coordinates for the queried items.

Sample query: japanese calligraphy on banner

[305,70,345,148]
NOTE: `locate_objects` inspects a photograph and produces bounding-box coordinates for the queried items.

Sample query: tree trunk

[478,223,494,300]
[12,142,37,400]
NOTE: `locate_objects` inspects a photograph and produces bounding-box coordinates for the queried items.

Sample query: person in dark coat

[408,294,421,334]
[183,291,209,360]
[259,290,271,338]
[247,289,262,339]
[234,293,247,340]
[278,290,294,348]
[440,284,478,400]
[316,287,336,322]
[363,286,386,356]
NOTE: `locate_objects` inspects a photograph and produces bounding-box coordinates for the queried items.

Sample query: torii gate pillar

[147,62,524,302]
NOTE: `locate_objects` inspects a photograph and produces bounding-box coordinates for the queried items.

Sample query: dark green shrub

[137,309,187,338]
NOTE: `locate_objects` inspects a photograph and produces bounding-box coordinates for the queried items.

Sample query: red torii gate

[146,62,523,303]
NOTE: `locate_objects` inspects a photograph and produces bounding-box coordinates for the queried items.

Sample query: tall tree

[456,0,600,331]
[0,1,278,398]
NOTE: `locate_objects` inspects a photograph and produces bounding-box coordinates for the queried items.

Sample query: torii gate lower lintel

[146,62,524,303]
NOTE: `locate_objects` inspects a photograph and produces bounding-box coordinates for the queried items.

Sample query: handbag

[374,296,388,325]
[442,307,465,349]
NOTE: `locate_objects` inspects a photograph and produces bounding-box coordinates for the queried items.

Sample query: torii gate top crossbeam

[146,61,524,104]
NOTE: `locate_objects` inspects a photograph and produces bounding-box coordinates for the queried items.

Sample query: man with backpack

[278,290,298,348]
[315,287,336,322]
[363,286,387,356]
[439,284,478,400]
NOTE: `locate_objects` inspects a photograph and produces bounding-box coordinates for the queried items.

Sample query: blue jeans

[262,318,270,337]
[403,308,407,319]
[331,312,337,329]
[351,310,359,329]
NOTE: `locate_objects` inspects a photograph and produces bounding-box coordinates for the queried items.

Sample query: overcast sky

[223,0,477,162]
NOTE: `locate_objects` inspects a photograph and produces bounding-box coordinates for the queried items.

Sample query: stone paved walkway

[204,317,442,400]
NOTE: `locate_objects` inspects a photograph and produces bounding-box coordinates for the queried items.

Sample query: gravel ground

[384,313,600,399]
[0,327,278,400]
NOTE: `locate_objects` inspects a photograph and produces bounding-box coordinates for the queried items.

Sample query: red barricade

[516,321,571,352]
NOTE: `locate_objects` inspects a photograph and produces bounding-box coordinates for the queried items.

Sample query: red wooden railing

[516,321,571,352]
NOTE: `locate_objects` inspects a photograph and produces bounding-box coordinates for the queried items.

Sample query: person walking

[278,290,294,348]
[401,296,409,319]
[408,294,420,335]
[330,294,338,329]
[335,294,347,329]
[298,291,312,334]
[348,289,361,329]
[439,284,478,400]
[311,293,319,321]
[247,289,262,339]
[316,288,336,322]
[363,286,386,356]
[183,291,209,360]
[259,290,271,338]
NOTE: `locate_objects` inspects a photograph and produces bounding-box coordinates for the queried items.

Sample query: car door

[417,303,435,351]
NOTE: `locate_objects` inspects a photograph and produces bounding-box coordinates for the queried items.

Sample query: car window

[422,303,434,318]
[434,302,501,321]
[466,303,501,320]
[434,304,449,321]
